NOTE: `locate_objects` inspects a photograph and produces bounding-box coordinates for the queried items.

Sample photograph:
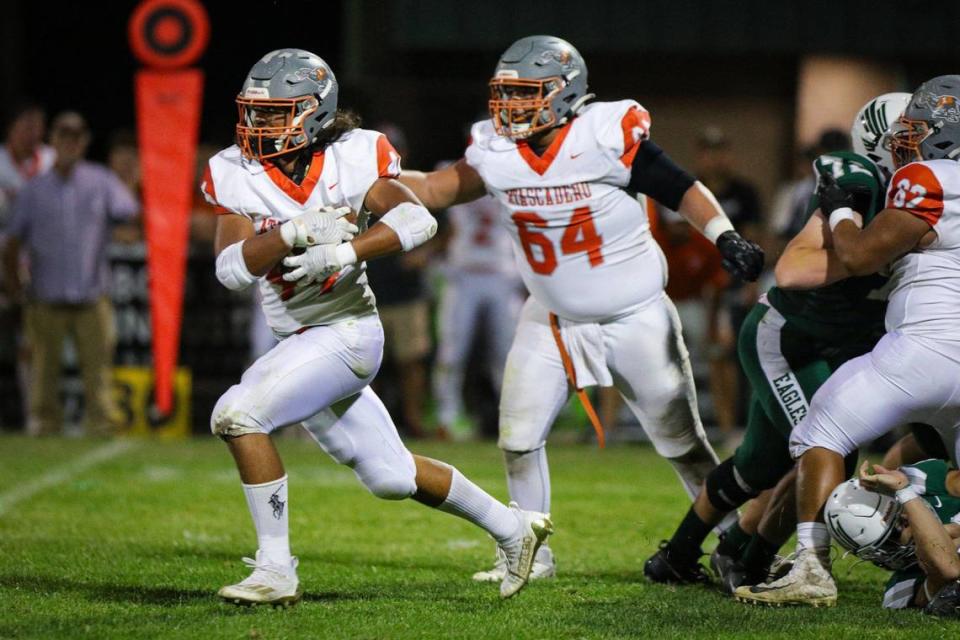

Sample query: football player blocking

[400,35,764,579]
[644,92,911,590]
[739,75,960,608]
[204,49,553,606]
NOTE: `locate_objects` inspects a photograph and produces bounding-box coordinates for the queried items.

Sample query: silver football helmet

[851,92,911,181]
[890,75,960,169]
[488,35,593,140]
[824,479,916,571]
[235,48,338,161]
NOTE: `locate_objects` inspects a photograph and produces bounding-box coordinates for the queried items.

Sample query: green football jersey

[766,151,888,348]
[887,459,960,594]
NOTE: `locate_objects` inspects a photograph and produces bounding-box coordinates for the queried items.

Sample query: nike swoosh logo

[570,152,584,159]
[327,182,339,189]
[748,584,789,594]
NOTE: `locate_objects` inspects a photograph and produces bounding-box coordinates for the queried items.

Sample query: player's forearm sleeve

[215,240,258,291]
[378,202,438,251]
[627,140,696,211]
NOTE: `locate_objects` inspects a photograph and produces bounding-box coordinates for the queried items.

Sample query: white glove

[282,243,358,284]
[279,206,358,248]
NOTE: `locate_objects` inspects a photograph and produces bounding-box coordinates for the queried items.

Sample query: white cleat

[472,545,556,583]
[498,502,554,599]
[218,551,302,607]
[734,548,837,607]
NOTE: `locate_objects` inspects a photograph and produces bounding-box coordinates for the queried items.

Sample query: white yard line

[0,439,138,517]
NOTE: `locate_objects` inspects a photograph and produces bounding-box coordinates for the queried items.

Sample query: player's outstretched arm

[399,159,486,210]
[830,208,929,276]
[816,172,932,276]
[628,141,764,281]
[675,183,765,281]
[774,211,852,289]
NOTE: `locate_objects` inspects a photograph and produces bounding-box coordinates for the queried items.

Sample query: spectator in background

[106,130,143,245]
[0,103,55,225]
[768,144,819,258]
[694,126,763,434]
[432,161,524,439]
[695,126,762,241]
[771,129,851,242]
[364,123,432,437]
[4,112,139,436]
[0,102,55,430]
[652,206,735,437]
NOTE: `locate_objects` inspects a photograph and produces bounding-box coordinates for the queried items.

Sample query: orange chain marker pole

[129,0,209,415]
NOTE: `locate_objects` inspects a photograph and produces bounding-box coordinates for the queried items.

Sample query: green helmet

[488,35,593,139]
[236,48,338,161]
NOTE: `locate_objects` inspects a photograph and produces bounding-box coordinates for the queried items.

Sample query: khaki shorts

[378,301,431,362]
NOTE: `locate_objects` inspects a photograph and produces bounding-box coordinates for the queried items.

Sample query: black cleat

[926,580,960,617]
[644,541,708,584]
[710,548,743,594]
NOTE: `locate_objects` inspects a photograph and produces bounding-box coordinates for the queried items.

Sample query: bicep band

[379,202,438,251]
[215,240,257,291]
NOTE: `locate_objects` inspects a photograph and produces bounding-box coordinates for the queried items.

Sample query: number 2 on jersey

[512,206,603,275]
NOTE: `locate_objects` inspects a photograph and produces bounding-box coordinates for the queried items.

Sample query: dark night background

[3,0,958,170]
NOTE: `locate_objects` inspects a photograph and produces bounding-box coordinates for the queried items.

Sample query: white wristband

[828,207,862,232]
[335,242,357,267]
[704,216,735,244]
[895,485,921,505]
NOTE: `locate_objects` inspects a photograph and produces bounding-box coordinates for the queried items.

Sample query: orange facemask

[488,76,564,139]
[235,95,318,161]
[889,115,931,169]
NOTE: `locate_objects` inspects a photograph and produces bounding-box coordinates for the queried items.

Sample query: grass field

[0,435,954,639]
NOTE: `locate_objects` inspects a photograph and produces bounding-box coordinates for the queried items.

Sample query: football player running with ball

[401,35,763,580]
[738,75,960,607]
[205,49,552,606]
[645,93,911,588]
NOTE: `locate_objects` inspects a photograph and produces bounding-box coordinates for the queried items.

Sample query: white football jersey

[445,195,518,275]
[464,100,666,321]
[884,159,960,344]
[202,129,402,336]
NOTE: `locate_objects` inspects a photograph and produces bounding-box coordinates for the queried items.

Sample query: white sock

[796,522,831,554]
[504,448,551,514]
[437,468,520,544]
[242,475,292,567]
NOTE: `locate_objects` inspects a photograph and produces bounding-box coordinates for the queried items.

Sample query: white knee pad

[302,392,417,500]
[210,384,270,438]
[354,453,417,500]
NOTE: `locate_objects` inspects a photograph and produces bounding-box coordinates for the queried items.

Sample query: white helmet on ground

[851,92,912,182]
[824,478,916,571]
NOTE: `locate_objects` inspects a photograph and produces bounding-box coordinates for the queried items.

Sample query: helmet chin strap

[569,92,595,115]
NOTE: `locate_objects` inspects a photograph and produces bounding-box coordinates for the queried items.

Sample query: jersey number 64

[512,207,604,275]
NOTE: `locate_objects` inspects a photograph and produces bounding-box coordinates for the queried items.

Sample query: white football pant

[211,314,417,499]
[498,294,719,513]
[790,331,960,463]
[433,270,524,425]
